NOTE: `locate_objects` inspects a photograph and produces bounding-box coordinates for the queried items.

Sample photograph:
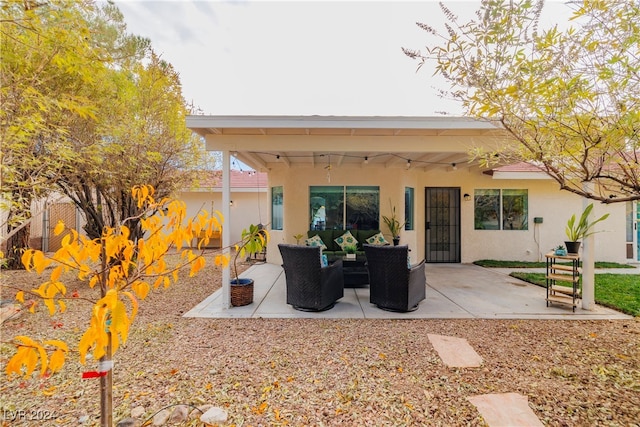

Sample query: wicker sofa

[306,229,383,261]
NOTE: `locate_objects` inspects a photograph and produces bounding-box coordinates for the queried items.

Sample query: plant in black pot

[231,224,269,306]
[564,203,609,254]
[382,201,406,246]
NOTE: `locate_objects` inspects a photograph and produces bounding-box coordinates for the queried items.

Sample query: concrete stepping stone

[467,393,544,427]
[427,334,483,368]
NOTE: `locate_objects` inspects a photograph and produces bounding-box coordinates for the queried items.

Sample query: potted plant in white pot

[564,203,609,254]
[231,223,269,306]
[344,244,357,259]
[382,202,406,246]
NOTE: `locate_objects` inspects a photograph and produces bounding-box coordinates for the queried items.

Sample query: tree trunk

[5,224,30,270]
[99,346,113,427]
[99,240,113,426]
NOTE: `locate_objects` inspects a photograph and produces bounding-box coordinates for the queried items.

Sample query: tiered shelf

[545,252,581,312]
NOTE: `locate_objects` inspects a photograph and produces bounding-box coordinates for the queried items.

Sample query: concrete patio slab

[184,263,632,320]
[467,393,544,427]
[428,334,483,368]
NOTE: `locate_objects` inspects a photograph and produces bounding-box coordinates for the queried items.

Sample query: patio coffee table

[341,256,369,287]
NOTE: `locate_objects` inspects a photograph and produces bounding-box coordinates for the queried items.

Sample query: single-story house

[186,115,639,267]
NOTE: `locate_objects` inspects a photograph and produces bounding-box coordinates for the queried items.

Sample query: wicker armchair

[278,244,344,311]
[363,244,426,312]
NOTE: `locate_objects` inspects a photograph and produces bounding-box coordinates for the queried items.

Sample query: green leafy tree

[404,0,639,202]
[1,0,210,267]
[56,50,206,242]
[0,0,148,267]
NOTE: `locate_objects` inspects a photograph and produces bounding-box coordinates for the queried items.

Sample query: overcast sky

[114,0,572,117]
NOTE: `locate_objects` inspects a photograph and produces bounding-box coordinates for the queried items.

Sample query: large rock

[200,407,228,425]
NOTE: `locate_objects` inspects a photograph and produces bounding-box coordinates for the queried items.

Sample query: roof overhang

[186,115,507,172]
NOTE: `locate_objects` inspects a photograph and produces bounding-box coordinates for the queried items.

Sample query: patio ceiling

[187,115,506,172]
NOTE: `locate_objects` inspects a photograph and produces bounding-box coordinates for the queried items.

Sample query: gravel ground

[1,250,639,426]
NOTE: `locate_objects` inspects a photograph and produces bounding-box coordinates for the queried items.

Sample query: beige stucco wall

[266,165,425,265]
[421,168,626,263]
[178,190,269,245]
[265,165,628,265]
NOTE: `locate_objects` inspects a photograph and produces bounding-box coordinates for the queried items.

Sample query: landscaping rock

[189,404,213,420]
[200,406,228,425]
[152,409,171,426]
[116,417,140,427]
[0,303,22,323]
[168,405,189,423]
[130,406,145,419]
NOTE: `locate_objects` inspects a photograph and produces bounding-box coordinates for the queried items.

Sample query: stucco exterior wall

[267,165,426,265]
[178,191,268,245]
[420,168,625,263]
[265,165,628,265]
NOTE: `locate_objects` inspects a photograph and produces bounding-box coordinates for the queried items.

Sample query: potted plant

[564,203,609,254]
[344,244,357,259]
[382,201,406,246]
[231,224,269,306]
[293,233,304,245]
[554,245,567,256]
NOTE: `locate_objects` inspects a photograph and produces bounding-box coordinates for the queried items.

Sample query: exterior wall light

[463,193,471,201]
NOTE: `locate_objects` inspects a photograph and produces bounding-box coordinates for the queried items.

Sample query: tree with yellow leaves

[4,185,229,426]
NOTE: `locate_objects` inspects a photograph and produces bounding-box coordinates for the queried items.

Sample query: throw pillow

[334,230,358,251]
[366,232,390,246]
[305,234,327,250]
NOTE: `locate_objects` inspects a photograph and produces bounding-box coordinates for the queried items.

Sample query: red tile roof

[189,170,268,189]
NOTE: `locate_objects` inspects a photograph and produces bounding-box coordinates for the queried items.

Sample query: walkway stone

[467,393,544,427]
[427,334,483,368]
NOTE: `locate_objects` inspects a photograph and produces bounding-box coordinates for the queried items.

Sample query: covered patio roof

[187,115,507,172]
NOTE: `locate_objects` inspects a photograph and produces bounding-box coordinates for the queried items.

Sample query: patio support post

[221,149,231,309]
[581,185,595,310]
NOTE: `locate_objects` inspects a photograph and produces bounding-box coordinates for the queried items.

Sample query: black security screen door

[425,187,461,263]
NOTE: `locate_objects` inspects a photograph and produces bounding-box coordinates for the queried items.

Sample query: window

[405,187,414,230]
[474,189,528,230]
[310,186,379,230]
[271,186,283,230]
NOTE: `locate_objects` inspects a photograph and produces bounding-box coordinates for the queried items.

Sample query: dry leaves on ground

[1,251,639,426]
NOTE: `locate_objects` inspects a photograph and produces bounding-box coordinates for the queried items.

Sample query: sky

[114,0,573,117]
